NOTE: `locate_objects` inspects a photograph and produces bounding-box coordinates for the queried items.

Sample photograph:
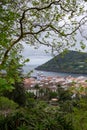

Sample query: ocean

[22,45,87,77]
[23,64,87,77]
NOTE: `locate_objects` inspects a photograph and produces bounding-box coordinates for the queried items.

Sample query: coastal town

[24,72,87,97]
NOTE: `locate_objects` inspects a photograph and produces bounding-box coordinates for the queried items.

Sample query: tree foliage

[0,0,24,92]
[0,0,87,68]
[3,82,26,106]
[0,1,87,129]
[0,0,87,83]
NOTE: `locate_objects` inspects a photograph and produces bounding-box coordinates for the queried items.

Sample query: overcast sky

[22,43,52,65]
[22,1,87,66]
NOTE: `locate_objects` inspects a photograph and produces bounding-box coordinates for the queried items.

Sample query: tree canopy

[0,1,87,129]
[0,0,87,86]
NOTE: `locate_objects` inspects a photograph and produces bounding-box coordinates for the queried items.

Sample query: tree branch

[49,19,84,37]
[23,25,50,35]
[33,35,52,47]
[0,0,85,66]
[0,35,23,66]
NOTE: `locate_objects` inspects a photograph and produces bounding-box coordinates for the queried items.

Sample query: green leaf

[80,41,86,50]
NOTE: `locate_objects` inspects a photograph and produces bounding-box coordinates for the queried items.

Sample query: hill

[35,50,87,74]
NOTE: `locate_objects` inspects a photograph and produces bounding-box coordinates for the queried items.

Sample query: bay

[23,64,87,77]
[22,45,87,77]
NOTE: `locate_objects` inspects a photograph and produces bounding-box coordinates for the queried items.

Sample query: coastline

[23,65,87,77]
[35,68,87,75]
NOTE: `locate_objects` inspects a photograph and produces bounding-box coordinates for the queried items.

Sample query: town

[24,72,87,97]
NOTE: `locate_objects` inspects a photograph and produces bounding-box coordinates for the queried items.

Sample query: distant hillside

[35,50,87,74]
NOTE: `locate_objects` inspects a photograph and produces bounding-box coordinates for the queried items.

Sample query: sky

[22,1,87,67]
[22,44,52,66]
[22,36,87,67]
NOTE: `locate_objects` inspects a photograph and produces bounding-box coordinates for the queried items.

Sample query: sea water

[23,64,87,77]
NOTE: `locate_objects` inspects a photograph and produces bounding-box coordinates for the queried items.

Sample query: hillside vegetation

[36,50,87,74]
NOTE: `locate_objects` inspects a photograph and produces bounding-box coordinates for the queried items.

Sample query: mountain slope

[35,50,87,74]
